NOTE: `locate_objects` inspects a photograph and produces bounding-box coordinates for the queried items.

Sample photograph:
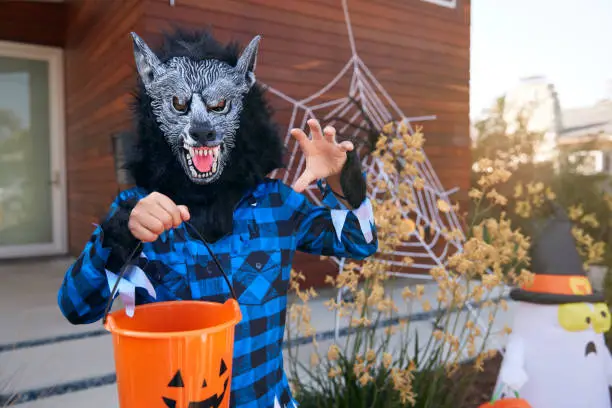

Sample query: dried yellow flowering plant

[284,120,544,408]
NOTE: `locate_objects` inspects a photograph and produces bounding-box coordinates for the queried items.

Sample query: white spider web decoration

[262,0,464,269]
[259,0,496,351]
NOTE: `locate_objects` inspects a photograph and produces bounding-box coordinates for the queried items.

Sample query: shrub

[285,123,534,408]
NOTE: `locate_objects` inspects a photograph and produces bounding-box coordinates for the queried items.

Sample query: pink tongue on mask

[193,151,213,173]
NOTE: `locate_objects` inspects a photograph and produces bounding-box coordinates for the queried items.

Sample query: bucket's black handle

[102,221,237,326]
[183,221,238,301]
[102,242,142,326]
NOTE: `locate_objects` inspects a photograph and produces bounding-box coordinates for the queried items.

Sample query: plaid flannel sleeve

[57,189,143,325]
[289,178,378,260]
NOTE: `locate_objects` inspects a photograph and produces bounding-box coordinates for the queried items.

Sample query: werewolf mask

[125,30,284,242]
[131,31,261,184]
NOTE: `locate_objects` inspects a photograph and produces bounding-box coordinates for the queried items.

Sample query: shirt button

[255,263,262,269]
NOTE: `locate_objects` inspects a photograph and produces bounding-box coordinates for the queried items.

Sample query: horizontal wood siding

[0,1,67,47]
[64,0,145,253]
[142,0,471,287]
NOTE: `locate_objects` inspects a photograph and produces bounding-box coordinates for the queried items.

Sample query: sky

[470,0,612,119]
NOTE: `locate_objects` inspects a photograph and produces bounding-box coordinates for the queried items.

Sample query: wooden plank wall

[63,0,145,253]
[0,1,67,47]
[140,0,471,287]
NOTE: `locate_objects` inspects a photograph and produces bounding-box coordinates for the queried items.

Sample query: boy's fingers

[307,119,324,140]
[130,223,158,242]
[139,212,166,235]
[154,194,182,227]
[338,141,354,152]
[177,205,191,221]
[148,204,174,230]
[323,126,336,143]
[290,128,311,154]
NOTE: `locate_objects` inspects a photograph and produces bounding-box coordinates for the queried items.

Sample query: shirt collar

[250,178,273,200]
[237,178,271,208]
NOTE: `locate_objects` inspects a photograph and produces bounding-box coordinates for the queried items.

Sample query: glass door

[0,41,66,258]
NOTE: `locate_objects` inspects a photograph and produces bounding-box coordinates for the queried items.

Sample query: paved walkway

[0,257,514,407]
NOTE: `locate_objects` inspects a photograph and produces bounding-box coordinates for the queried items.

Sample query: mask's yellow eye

[592,303,611,333]
[558,303,593,332]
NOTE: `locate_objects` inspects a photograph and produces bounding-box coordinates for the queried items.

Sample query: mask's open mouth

[183,143,221,179]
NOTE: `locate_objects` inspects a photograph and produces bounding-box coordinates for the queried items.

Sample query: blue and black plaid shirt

[57,177,377,408]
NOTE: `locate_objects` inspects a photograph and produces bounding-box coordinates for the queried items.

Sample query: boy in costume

[57,30,377,408]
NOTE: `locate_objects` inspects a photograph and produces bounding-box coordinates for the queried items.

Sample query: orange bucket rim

[104,299,242,339]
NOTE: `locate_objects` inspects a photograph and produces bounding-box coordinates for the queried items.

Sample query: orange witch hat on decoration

[510,202,604,305]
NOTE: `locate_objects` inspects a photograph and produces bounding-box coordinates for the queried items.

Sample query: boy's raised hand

[128,192,190,242]
[290,119,354,193]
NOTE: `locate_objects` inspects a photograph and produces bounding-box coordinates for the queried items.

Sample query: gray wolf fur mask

[107,29,367,249]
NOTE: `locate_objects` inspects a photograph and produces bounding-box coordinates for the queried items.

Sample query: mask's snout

[190,126,222,147]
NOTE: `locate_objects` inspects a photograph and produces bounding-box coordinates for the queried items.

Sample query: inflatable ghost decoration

[492,206,612,408]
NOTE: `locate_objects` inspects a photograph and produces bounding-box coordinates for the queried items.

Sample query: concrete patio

[0,257,514,407]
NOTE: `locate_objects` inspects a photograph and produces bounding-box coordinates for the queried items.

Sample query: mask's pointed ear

[130,32,165,90]
[235,35,261,87]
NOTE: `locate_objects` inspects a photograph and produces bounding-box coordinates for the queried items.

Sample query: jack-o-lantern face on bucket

[162,358,230,408]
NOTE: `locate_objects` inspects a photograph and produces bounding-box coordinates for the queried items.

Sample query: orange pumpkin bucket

[105,299,241,408]
[102,226,242,408]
